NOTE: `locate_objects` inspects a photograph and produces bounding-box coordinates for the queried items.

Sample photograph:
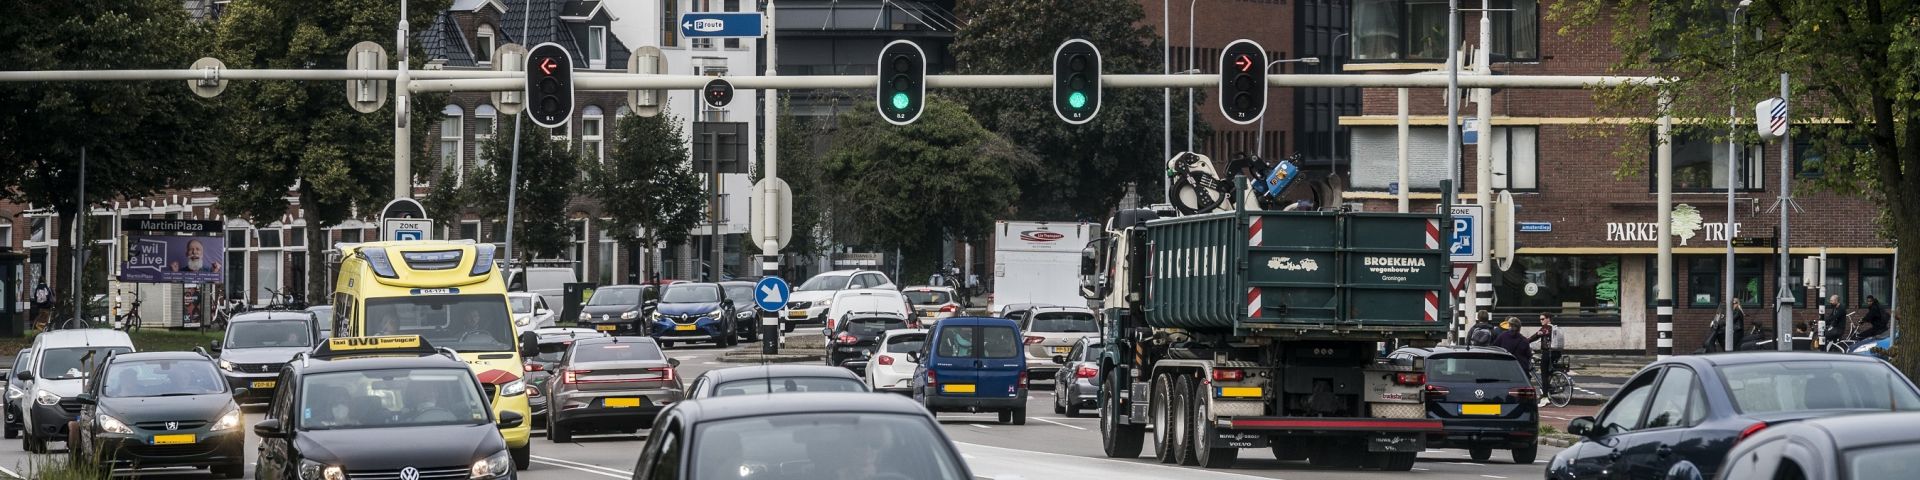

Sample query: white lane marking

[1481,475,1509,479]
[970,423,994,429]
[1448,462,1483,467]
[1033,417,1087,430]
[532,455,633,477]
[0,466,19,479]
[1412,467,1430,471]
[953,442,1274,479]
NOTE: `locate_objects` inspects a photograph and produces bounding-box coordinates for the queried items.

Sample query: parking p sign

[1448,205,1485,263]
[383,218,434,242]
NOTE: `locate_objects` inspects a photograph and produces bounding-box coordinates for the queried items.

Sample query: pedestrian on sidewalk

[1493,318,1533,378]
[30,279,51,331]
[1467,311,1496,347]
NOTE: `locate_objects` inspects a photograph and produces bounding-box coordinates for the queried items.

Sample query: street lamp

[1724,0,1750,352]
[1255,57,1320,161]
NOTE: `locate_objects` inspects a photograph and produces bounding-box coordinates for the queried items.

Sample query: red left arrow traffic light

[526,43,573,128]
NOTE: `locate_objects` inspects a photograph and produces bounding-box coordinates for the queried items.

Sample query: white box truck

[989,220,1093,315]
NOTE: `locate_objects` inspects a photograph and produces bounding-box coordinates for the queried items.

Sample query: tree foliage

[749,104,830,259]
[467,118,579,262]
[1556,0,1920,374]
[821,96,1027,282]
[589,111,705,278]
[950,0,1200,220]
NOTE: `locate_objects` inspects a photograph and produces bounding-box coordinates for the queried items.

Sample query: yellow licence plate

[1051,346,1072,354]
[1460,404,1503,415]
[674,324,697,331]
[152,434,196,445]
[595,324,618,331]
[942,384,975,394]
[604,398,641,408]
[788,311,808,318]
[250,381,276,389]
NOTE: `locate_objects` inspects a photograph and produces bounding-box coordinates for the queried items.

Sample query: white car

[784,270,896,332]
[1016,306,1100,382]
[902,286,962,324]
[509,292,557,330]
[864,329,928,393]
[823,288,912,334]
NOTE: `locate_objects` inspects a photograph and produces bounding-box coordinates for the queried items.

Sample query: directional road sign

[680,12,765,38]
[754,276,790,311]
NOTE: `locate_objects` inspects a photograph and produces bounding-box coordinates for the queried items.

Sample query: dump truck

[1081,206,1451,471]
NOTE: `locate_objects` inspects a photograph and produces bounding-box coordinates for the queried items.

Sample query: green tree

[0,0,215,319]
[821,96,1027,282]
[748,104,830,260]
[950,0,1200,220]
[589,111,705,280]
[1558,0,1920,374]
[209,0,448,303]
[467,119,580,262]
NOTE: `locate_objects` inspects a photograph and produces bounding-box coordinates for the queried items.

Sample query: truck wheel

[1190,379,1239,468]
[1099,372,1145,458]
[1150,373,1175,463]
[1511,445,1537,465]
[1373,452,1416,471]
[1469,447,1492,461]
[1171,375,1197,466]
[4,423,15,439]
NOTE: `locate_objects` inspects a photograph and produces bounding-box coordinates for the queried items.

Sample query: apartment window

[254,229,283,304]
[661,0,680,47]
[723,0,741,49]
[0,219,10,248]
[1687,256,1766,308]
[1861,257,1892,309]
[455,221,477,241]
[337,227,362,244]
[597,221,617,285]
[1491,126,1538,191]
[440,105,464,186]
[288,227,305,247]
[226,228,247,301]
[588,26,608,68]
[1789,255,1847,309]
[474,105,497,169]
[477,25,496,64]
[1493,255,1621,319]
[582,106,605,163]
[1795,132,1868,179]
[569,219,588,279]
[1656,131,1763,193]
[28,217,47,243]
[1351,0,1538,62]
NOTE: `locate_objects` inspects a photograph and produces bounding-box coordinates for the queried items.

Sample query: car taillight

[1076,365,1099,379]
[1424,384,1449,400]
[524,362,545,372]
[940,304,958,313]
[925,369,937,387]
[1212,369,1245,382]
[877,356,895,366]
[528,386,542,397]
[1736,422,1769,444]
[1509,387,1539,401]
[649,367,677,382]
[562,369,586,385]
[1394,372,1426,385]
[838,334,859,345]
[1025,336,1045,345]
[1019,370,1028,385]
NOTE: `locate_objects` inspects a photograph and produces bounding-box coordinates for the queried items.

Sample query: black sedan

[73,351,246,478]
[578,285,657,335]
[1548,352,1920,480]
[826,312,913,373]
[629,393,971,479]
[1717,411,1920,480]
[720,281,764,342]
[1389,346,1539,464]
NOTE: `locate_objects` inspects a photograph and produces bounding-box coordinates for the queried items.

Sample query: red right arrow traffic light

[1219,40,1268,125]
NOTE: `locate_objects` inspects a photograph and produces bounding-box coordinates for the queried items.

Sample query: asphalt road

[0,334,1564,479]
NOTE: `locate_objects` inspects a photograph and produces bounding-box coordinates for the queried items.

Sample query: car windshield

[226,319,313,348]
[1028,311,1097,333]
[102,359,227,398]
[796,275,851,292]
[724,285,756,304]
[1719,361,1920,413]
[711,377,867,396]
[691,413,967,480]
[904,291,951,305]
[300,369,489,430]
[1848,442,1920,480]
[534,342,570,364]
[843,317,909,336]
[38,347,132,380]
[1427,355,1530,383]
[509,297,533,313]
[586,288,642,306]
[884,334,927,353]
[662,284,722,303]
[570,342,665,363]
[362,294,515,353]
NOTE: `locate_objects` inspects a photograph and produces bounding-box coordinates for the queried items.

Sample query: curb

[1539,433,1580,448]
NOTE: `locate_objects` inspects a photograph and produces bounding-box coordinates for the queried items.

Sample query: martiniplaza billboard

[118,219,226,284]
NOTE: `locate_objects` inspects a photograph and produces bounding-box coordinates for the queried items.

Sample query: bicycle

[1822,311,1863,353]
[205,299,245,333]
[1534,352,1575,408]
[112,289,143,333]
[262,287,307,311]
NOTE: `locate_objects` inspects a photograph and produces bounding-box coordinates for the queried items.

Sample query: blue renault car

[648,282,739,348]
[910,317,1029,424]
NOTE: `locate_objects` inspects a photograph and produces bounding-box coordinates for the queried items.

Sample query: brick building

[1340,0,1893,353]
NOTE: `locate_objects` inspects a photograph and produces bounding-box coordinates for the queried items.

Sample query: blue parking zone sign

[754,276,790,311]
[1448,205,1484,263]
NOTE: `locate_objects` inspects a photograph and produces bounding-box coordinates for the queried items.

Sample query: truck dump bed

[1142,210,1450,338]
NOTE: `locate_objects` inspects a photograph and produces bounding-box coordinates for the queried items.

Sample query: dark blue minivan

[910,317,1029,424]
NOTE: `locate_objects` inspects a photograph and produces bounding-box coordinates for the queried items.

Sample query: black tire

[4,423,16,439]
[512,444,531,470]
[742,323,759,343]
[1511,445,1537,465]
[214,463,246,479]
[1374,452,1416,471]
[1054,399,1066,414]
[998,410,1013,424]
[1010,406,1027,426]
[1190,378,1239,468]
[1099,371,1145,458]
[1469,447,1492,461]
[1171,375,1196,466]
[1067,404,1082,417]
[660,341,675,349]
[24,431,45,454]
[782,322,795,333]
[1150,373,1175,463]
[547,417,572,443]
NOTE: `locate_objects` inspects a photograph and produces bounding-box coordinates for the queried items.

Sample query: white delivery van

[989,221,1093,314]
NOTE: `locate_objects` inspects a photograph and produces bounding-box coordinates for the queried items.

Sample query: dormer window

[477,25,496,64]
[588,26,607,69]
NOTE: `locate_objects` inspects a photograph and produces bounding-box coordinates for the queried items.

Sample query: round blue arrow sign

[754,276,790,311]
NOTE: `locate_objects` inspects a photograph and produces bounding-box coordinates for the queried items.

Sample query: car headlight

[34,390,60,406]
[707,309,725,319]
[500,379,527,397]
[472,450,512,479]
[211,407,243,431]
[218,359,237,371]
[621,310,639,320]
[578,312,591,321]
[299,459,346,480]
[1854,342,1877,354]
[737,310,755,318]
[818,299,832,308]
[6,385,20,400]
[650,311,663,320]
[99,414,134,434]
[516,316,531,327]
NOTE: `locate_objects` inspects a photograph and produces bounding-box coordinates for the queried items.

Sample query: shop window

[1788,255,1847,308]
[1645,257,1678,307]
[1687,256,1766,308]
[1492,255,1621,319]
[1860,257,1892,309]
[1351,0,1538,62]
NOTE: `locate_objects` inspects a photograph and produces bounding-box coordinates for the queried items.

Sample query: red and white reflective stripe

[1248,217,1265,247]
[1424,219,1441,250]
[1247,288,1262,318]
[1423,291,1439,322]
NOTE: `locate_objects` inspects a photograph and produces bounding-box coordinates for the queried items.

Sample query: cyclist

[1820,295,1848,345]
[1529,313,1564,406]
[1860,295,1890,340]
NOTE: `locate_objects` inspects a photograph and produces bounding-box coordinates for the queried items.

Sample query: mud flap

[1216,430,1268,449]
[1367,433,1424,453]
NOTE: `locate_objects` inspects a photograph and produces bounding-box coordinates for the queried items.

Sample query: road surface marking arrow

[539,58,557,75]
[759,285,784,304]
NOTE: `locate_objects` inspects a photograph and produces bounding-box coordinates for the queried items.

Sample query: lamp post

[1725,0,1751,352]
[1255,57,1321,160]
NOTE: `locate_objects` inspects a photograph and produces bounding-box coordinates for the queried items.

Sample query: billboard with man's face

[119,235,226,283]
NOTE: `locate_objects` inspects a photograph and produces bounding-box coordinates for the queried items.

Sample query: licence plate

[595,324,618,331]
[604,398,642,408]
[788,311,808,319]
[250,381,276,389]
[942,384,975,394]
[1460,404,1503,415]
[152,434,196,445]
[1051,346,1071,354]
[674,324,697,331]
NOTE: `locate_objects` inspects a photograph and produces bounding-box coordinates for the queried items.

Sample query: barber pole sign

[1756,97,1788,142]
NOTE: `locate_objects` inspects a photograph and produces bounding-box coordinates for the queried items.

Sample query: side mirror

[668,358,681,368]
[518,331,539,358]
[524,362,545,372]
[535,309,550,316]
[15,370,32,381]
[209,340,223,352]
[1567,416,1599,438]
[232,387,250,399]
[74,393,96,405]
[906,351,922,363]
[1051,355,1067,365]
[254,419,287,439]
[497,410,524,429]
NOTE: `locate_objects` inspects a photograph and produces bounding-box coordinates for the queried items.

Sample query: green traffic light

[891,92,910,110]
[1069,91,1087,109]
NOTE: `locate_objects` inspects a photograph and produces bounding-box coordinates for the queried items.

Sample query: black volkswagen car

[73,351,246,477]
[1547,352,1920,480]
[253,336,523,480]
[578,285,657,335]
[214,311,320,404]
[827,311,913,373]
[1388,346,1539,464]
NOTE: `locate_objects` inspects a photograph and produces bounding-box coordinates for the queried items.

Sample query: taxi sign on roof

[312,335,440,359]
